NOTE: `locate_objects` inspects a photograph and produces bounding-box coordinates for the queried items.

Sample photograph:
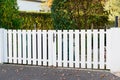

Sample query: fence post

[0,28,4,64]
[109,28,120,72]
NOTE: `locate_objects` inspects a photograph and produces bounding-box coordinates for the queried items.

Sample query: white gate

[0,29,111,70]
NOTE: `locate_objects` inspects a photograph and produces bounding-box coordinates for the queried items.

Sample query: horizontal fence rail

[0,29,109,70]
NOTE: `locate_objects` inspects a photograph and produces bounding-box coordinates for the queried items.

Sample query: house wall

[17,0,50,12]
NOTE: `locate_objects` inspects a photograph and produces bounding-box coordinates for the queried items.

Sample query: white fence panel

[93,30,98,69]
[0,29,114,70]
[32,30,37,65]
[13,30,17,63]
[48,30,53,66]
[108,28,120,72]
[81,30,86,68]
[63,30,68,67]
[27,30,32,65]
[0,29,7,63]
[99,30,105,69]
[0,29,3,63]
[57,30,62,67]
[3,30,8,63]
[18,30,22,64]
[87,30,92,68]
[52,31,56,66]
[37,30,42,65]
[22,30,27,64]
[106,29,111,69]
[8,30,12,63]
[69,30,74,67]
[93,30,98,68]
[42,30,47,66]
[75,30,79,68]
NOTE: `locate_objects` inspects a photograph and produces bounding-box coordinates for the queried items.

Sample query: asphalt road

[0,64,120,80]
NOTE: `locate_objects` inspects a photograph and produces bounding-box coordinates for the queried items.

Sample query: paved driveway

[0,64,120,80]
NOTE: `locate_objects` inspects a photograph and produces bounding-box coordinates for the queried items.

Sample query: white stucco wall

[17,0,49,12]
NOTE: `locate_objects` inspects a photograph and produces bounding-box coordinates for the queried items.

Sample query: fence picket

[81,30,86,68]
[27,30,32,64]
[37,30,42,65]
[69,30,73,67]
[52,31,56,66]
[75,30,79,68]
[43,30,47,66]
[13,30,17,63]
[3,30,8,63]
[93,30,98,69]
[99,30,105,69]
[0,29,4,63]
[106,29,111,69]
[57,30,62,67]
[8,30,12,63]
[22,30,27,64]
[63,30,68,67]
[48,30,52,66]
[87,30,92,68]
[32,30,37,65]
[18,30,22,64]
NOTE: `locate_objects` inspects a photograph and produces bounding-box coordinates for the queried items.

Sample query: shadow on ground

[0,64,120,80]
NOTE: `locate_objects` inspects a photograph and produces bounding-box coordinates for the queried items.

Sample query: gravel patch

[0,64,120,80]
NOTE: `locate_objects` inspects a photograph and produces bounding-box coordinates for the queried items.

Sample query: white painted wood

[48,30,53,66]
[106,29,111,69]
[63,30,68,67]
[22,30,27,64]
[99,30,105,69]
[109,28,120,72]
[52,30,56,66]
[3,30,8,63]
[93,30,98,69]
[18,30,22,64]
[0,29,4,63]
[37,30,42,65]
[87,30,92,68]
[57,30,62,67]
[1,29,114,70]
[27,30,32,64]
[0,29,3,63]
[69,30,73,67]
[43,30,47,66]
[32,30,37,65]
[8,30,12,63]
[75,30,80,68]
[81,30,86,68]
[13,30,17,63]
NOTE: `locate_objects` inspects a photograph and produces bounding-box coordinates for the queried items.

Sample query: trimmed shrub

[51,0,109,30]
[0,0,22,29]
[20,12,53,30]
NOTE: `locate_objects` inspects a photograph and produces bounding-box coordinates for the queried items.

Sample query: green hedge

[0,0,22,29]
[51,0,109,30]
[19,12,53,30]
[15,12,110,29]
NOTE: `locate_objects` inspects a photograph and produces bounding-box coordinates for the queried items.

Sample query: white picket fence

[0,28,120,72]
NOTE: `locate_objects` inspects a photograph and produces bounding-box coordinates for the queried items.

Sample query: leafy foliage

[0,0,53,30]
[105,0,120,21]
[51,0,109,29]
[0,0,22,29]
[20,12,53,30]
